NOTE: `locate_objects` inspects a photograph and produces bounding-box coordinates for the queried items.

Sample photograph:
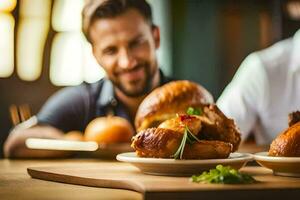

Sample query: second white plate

[116,152,253,176]
[254,152,300,177]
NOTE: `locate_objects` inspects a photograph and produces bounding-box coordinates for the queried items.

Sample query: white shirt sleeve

[217,53,268,141]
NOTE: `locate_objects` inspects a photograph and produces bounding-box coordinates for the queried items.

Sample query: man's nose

[118,49,137,70]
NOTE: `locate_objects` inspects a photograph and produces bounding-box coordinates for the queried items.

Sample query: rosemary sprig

[172,107,203,159]
[172,126,201,159]
[186,126,201,143]
[172,127,188,159]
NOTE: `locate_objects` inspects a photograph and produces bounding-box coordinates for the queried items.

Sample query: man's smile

[118,66,145,82]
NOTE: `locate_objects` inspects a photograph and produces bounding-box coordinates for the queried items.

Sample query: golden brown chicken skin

[131,127,232,159]
[131,128,182,158]
[183,140,232,159]
[158,107,241,152]
[199,105,241,152]
[158,114,202,135]
[269,122,300,157]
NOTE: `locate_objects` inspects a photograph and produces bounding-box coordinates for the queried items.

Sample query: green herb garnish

[172,107,203,159]
[186,107,202,116]
[191,165,256,184]
[172,126,201,159]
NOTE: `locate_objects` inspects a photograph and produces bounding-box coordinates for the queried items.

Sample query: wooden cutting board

[27,162,300,200]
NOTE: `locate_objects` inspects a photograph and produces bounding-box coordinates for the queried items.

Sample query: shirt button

[110,98,117,107]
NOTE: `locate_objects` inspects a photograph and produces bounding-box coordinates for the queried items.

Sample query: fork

[9,104,37,129]
[8,104,98,151]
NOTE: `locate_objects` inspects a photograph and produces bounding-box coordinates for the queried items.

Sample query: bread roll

[135,80,214,131]
[84,116,134,144]
[64,131,84,141]
[269,122,300,157]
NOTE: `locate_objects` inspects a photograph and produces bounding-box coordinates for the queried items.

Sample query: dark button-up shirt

[37,70,173,133]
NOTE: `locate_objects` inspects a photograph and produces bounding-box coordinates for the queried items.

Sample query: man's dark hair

[82,0,153,43]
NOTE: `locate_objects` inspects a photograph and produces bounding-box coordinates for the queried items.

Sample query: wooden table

[1,151,300,200]
[26,161,300,200]
[0,159,142,200]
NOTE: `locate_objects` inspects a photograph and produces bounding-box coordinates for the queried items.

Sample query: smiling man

[4,0,172,158]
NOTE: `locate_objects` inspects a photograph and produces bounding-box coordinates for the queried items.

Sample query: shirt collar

[291,29,300,72]
[97,78,116,107]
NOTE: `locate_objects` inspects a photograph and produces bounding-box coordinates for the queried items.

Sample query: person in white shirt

[217,29,300,145]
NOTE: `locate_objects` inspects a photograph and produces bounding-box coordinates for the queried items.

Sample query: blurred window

[0,0,104,85]
[0,0,16,78]
[50,0,104,86]
[17,0,51,81]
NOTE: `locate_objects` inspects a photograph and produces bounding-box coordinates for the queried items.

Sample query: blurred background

[0,0,300,157]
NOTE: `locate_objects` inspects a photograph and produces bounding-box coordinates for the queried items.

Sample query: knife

[25,138,98,151]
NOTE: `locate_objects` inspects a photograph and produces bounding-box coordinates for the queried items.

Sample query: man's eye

[130,38,144,49]
[103,47,117,55]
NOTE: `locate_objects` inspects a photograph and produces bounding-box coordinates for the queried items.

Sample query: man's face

[90,9,160,97]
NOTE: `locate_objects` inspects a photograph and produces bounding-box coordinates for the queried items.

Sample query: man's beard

[112,63,154,97]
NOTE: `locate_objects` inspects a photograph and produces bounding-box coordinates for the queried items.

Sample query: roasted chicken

[269,111,300,157]
[131,127,233,159]
[132,80,241,159]
[132,109,239,159]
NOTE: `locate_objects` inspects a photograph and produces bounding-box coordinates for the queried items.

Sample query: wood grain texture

[0,159,142,200]
[27,162,300,200]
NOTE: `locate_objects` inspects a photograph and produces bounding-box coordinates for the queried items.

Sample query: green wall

[172,0,220,98]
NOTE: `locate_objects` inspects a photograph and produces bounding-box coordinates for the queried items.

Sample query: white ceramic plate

[254,152,300,177]
[116,152,253,176]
